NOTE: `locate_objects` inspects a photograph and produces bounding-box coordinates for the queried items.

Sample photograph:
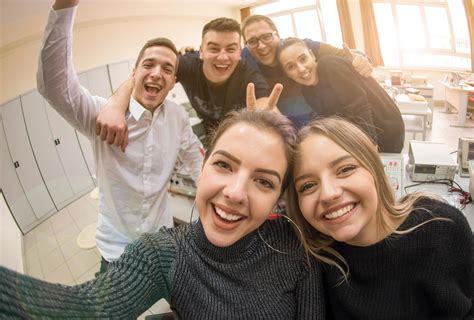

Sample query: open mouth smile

[300,71,311,80]
[212,204,245,228]
[213,64,231,73]
[323,203,356,220]
[144,83,163,95]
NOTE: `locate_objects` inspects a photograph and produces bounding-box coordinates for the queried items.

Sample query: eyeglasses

[245,31,277,49]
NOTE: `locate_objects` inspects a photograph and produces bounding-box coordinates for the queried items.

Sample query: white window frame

[251,1,340,44]
[373,0,470,69]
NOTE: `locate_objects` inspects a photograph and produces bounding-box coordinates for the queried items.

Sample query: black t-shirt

[177,53,270,133]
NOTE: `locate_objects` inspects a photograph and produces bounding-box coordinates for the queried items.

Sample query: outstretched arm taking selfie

[0,230,175,318]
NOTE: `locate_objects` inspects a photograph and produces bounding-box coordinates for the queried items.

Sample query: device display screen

[414,164,436,174]
[468,142,474,160]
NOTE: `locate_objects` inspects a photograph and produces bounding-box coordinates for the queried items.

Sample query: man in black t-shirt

[95,17,273,145]
[177,17,270,134]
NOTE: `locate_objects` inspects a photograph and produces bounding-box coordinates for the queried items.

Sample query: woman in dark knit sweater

[0,110,325,319]
[278,38,405,153]
[288,117,473,319]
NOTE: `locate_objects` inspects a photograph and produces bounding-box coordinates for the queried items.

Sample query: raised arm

[37,0,106,138]
[342,43,373,78]
[95,78,134,151]
[312,40,373,77]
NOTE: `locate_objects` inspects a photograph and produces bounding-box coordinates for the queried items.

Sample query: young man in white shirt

[38,0,204,273]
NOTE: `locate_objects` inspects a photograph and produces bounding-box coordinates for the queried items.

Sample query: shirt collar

[129,97,165,121]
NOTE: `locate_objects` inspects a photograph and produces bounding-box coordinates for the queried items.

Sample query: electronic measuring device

[458,137,474,178]
[380,153,404,198]
[169,157,197,198]
[407,141,457,182]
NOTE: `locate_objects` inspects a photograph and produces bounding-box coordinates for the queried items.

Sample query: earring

[258,213,304,255]
[189,201,198,224]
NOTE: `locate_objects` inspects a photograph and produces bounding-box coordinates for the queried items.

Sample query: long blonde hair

[287,117,445,279]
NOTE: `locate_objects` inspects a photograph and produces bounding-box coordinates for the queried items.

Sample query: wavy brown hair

[287,116,446,279]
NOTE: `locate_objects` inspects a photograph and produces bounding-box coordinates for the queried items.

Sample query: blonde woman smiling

[288,117,473,319]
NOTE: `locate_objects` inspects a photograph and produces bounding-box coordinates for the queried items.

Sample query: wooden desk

[439,81,474,128]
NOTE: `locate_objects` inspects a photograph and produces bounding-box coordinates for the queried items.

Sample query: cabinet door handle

[54,138,61,145]
[13,161,19,168]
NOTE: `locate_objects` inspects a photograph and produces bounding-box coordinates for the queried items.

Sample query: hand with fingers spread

[343,43,373,78]
[246,82,283,113]
[95,103,129,152]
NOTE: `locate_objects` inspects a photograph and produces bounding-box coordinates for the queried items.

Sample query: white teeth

[146,84,162,90]
[301,72,310,80]
[145,84,162,94]
[324,204,354,220]
[215,65,228,69]
[215,206,242,222]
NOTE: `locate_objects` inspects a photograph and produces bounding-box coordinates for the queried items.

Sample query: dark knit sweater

[323,199,474,319]
[302,55,405,153]
[0,219,325,319]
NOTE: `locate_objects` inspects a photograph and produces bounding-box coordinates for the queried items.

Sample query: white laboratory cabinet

[1,97,57,225]
[0,119,38,230]
[21,90,76,209]
[1,92,95,233]
[44,100,94,195]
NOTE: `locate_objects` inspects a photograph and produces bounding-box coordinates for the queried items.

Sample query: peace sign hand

[246,82,283,113]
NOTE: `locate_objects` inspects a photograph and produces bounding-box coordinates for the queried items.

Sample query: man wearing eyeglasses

[241,15,372,128]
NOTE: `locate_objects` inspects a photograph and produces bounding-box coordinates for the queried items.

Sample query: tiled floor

[21,104,473,318]
[404,106,474,152]
[22,187,171,318]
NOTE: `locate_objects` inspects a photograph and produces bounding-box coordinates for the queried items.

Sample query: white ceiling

[0,0,267,26]
[0,0,271,48]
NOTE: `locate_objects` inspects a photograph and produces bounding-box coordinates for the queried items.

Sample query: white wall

[0,192,24,272]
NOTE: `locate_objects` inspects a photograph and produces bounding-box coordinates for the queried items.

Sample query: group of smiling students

[2,114,473,319]
[1,1,473,320]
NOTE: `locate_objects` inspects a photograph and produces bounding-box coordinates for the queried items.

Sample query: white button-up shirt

[38,6,203,261]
